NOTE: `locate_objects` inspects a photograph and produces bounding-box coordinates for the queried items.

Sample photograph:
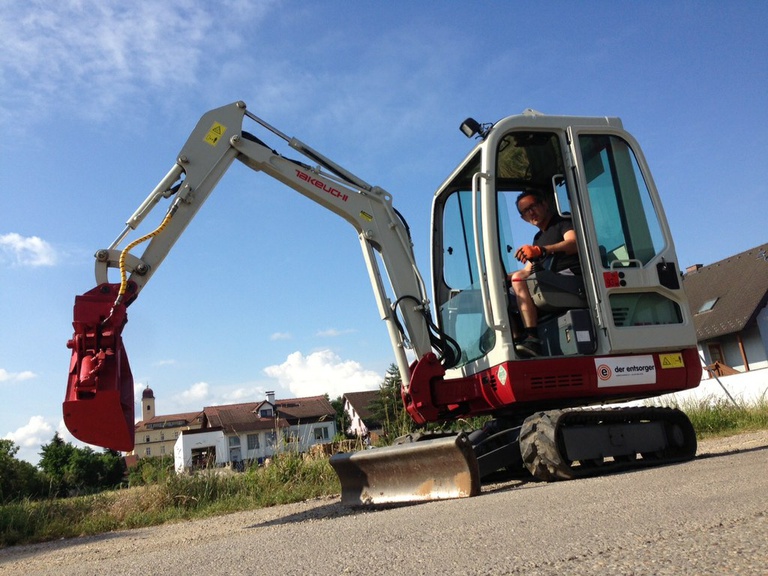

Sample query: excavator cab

[432,113,696,370]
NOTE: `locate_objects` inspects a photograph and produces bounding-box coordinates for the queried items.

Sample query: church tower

[142,385,156,421]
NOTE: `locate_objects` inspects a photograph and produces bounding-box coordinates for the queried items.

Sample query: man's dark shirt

[533,214,581,274]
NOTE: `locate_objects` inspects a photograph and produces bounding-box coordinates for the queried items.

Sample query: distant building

[341,390,383,442]
[174,392,337,473]
[130,386,203,459]
[684,243,768,373]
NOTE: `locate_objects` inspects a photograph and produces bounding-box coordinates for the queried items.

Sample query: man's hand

[515,244,545,263]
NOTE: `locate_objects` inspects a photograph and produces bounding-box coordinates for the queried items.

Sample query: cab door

[566,126,697,354]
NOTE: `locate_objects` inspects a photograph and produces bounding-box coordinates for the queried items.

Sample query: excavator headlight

[460,118,492,139]
[460,118,482,138]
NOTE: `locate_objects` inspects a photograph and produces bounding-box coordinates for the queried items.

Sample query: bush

[127,456,175,486]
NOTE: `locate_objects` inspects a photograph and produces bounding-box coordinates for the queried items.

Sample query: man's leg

[511,271,538,329]
[511,271,541,357]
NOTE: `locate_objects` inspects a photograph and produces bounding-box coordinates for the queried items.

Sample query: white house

[341,390,381,438]
[174,427,228,473]
[174,393,337,473]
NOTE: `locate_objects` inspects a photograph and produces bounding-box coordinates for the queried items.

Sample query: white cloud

[4,415,54,464]
[0,1,277,123]
[0,368,38,383]
[4,416,52,448]
[270,332,292,341]
[315,328,357,337]
[0,233,57,267]
[221,386,269,404]
[264,349,382,399]
[1,3,201,116]
[177,381,211,405]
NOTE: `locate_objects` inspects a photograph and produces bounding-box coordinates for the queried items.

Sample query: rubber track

[519,407,697,481]
[519,410,573,481]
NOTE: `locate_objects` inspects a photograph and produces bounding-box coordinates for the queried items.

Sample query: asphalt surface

[1,432,767,576]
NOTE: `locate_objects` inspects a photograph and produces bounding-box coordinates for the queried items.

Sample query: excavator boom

[63,101,464,460]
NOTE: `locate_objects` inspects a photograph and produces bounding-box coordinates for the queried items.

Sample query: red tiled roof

[203,403,288,434]
[202,395,335,434]
[134,411,203,432]
[274,395,335,421]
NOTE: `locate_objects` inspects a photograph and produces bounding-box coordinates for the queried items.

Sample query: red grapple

[63,283,136,452]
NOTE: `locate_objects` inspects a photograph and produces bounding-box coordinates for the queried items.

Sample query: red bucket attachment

[63,283,135,452]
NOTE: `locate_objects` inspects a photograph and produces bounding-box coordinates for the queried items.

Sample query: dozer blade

[63,283,135,452]
[329,433,480,506]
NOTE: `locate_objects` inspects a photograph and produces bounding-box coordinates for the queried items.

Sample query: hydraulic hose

[113,207,175,307]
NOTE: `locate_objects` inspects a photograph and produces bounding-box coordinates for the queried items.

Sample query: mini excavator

[64,101,700,505]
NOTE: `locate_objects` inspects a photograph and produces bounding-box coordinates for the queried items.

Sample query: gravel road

[1,431,766,576]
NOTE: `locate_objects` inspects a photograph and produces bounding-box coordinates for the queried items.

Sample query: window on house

[160,445,166,455]
[260,409,274,418]
[160,432,165,441]
[145,447,151,456]
[698,297,719,314]
[314,426,329,441]
[708,343,724,364]
[228,436,241,447]
[282,430,295,443]
[247,434,260,450]
[145,435,150,443]
[266,432,277,448]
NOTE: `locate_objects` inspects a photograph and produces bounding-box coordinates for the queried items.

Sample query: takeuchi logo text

[295,170,349,202]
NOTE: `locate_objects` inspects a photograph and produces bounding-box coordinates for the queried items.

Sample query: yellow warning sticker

[659,353,684,369]
[204,122,227,146]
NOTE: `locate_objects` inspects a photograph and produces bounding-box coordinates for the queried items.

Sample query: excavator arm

[64,102,461,453]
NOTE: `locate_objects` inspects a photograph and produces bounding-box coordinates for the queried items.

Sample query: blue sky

[2,1,766,464]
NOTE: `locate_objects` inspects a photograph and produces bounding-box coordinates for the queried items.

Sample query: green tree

[0,439,46,501]
[38,433,125,495]
[0,439,19,500]
[38,433,76,495]
[99,449,126,487]
[368,364,416,442]
[328,394,349,439]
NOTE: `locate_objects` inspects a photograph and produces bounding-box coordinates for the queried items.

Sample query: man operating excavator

[508,190,581,357]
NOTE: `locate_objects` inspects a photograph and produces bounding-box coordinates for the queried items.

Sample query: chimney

[266,391,275,405]
[686,264,703,274]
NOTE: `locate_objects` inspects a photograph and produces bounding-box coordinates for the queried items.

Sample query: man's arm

[541,229,577,256]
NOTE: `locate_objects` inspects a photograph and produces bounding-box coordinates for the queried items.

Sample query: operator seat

[506,256,587,336]
[525,266,587,313]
